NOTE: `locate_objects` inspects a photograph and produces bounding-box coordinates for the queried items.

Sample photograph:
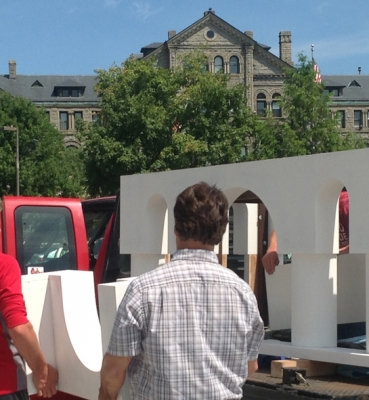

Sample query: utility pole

[3,125,19,196]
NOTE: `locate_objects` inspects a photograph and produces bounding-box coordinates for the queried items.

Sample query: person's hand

[32,362,48,397]
[262,251,279,275]
[34,364,58,398]
[42,364,58,398]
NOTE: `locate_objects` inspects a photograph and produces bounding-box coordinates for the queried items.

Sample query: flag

[313,61,322,83]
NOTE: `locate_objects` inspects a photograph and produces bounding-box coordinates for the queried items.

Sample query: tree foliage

[247,54,364,160]
[0,92,85,197]
[78,54,258,196]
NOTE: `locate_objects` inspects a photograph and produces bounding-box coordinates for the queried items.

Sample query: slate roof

[323,75,369,102]
[0,74,99,103]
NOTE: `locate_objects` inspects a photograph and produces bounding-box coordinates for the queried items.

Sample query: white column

[291,254,337,347]
[99,279,136,400]
[131,254,167,276]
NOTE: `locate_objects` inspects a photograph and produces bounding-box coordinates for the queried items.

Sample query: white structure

[22,148,369,399]
[119,148,369,365]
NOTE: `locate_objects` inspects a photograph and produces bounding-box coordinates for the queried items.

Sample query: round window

[206,30,215,39]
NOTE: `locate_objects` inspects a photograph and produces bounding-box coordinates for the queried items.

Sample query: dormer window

[349,80,361,87]
[57,87,84,97]
[324,87,342,96]
[31,80,43,88]
[54,79,85,98]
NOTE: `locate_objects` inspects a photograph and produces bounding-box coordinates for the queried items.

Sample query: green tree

[247,54,364,160]
[78,54,257,196]
[0,92,85,197]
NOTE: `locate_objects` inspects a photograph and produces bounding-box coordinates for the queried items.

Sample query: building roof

[0,74,99,103]
[323,75,369,102]
[142,10,290,70]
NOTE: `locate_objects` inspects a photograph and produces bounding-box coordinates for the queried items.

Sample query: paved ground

[243,368,369,399]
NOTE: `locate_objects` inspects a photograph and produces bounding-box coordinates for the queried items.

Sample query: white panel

[22,273,56,395]
[98,279,136,400]
[131,254,166,276]
[265,263,292,330]
[48,271,102,399]
[291,254,337,348]
[337,254,366,324]
[233,203,258,254]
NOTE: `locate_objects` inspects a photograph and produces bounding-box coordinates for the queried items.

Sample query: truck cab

[1,196,90,274]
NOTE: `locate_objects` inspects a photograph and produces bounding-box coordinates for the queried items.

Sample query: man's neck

[176,237,214,251]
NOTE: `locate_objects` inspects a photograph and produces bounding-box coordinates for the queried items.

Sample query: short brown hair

[174,182,229,245]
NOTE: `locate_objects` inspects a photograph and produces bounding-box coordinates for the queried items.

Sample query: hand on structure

[261,251,279,275]
[35,364,58,398]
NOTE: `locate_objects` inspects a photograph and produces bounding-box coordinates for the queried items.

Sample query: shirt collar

[171,248,219,264]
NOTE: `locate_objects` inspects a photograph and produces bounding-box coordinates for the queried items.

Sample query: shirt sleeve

[0,254,29,328]
[107,280,143,357]
[245,292,264,361]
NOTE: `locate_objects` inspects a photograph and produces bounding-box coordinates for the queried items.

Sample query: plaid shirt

[108,249,264,400]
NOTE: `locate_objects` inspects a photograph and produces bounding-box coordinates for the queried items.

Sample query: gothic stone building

[140,9,369,139]
[141,9,293,119]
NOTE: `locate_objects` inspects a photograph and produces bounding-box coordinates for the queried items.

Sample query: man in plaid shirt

[99,182,264,400]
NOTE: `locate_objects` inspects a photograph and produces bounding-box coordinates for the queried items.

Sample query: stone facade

[143,10,369,140]
[145,10,292,116]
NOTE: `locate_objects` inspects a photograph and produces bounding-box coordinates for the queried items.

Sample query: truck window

[15,206,77,274]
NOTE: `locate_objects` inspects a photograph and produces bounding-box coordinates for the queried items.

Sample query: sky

[1,0,368,77]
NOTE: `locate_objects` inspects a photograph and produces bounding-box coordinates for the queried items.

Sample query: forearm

[8,321,47,376]
[248,359,259,375]
[99,354,132,400]
[267,230,278,253]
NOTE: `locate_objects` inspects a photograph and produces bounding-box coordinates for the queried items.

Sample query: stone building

[323,74,369,140]
[141,9,293,118]
[0,60,100,148]
[1,10,369,146]
[140,9,369,139]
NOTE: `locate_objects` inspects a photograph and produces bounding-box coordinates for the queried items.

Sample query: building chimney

[279,31,293,65]
[245,30,253,39]
[9,59,16,79]
[168,30,176,39]
[358,67,362,75]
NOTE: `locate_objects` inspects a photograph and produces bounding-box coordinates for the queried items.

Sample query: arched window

[214,56,224,73]
[229,56,240,74]
[256,93,267,116]
[272,93,282,117]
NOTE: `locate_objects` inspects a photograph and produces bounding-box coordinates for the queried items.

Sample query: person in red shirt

[0,252,58,399]
[262,190,349,275]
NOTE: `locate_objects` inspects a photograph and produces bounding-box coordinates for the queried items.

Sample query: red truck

[0,195,124,283]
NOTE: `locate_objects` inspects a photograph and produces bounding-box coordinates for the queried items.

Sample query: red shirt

[0,253,29,395]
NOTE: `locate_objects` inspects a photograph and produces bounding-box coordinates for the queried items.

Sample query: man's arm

[261,230,279,275]
[248,359,259,375]
[9,322,58,398]
[99,353,133,400]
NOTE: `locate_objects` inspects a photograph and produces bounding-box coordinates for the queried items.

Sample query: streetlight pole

[3,125,19,196]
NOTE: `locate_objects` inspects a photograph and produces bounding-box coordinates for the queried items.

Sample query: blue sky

[1,0,368,77]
